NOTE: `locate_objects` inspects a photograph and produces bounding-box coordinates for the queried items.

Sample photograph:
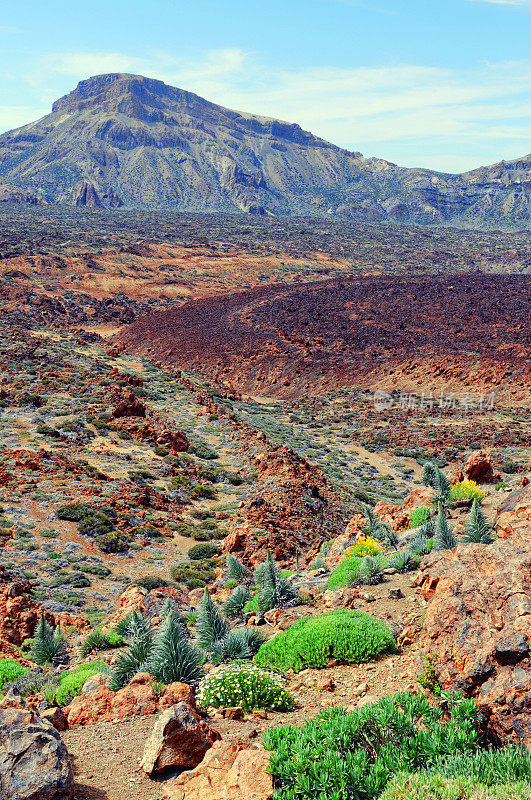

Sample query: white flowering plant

[196,662,295,712]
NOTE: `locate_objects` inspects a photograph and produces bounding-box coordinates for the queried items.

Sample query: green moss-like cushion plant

[0,658,29,693]
[254,610,396,673]
[53,661,109,707]
[197,663,294,712]
[326,555,388,590]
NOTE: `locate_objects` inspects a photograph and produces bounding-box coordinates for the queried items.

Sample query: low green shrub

[327,554,389,589]
[81,628,125,657]
[53,662,109,707]
[171,560,215,589]
[0,659,28,692]
[96,532,129,553]
[197,663,294,711]
[380,773,531,800]
[501,459,519,475]
[425,746,531,786]
[264,691,481,800]
[56,502,93,521]
[79,512,114,537]
[255,610,396,673]
[136,576,169,590]
[188,542,221,560]
[409,506,431,528]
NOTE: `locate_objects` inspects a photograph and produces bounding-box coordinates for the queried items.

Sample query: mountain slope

[0,72,529,226]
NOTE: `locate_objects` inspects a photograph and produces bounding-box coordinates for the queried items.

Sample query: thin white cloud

[467,0,531,5]
[5,49,531,172]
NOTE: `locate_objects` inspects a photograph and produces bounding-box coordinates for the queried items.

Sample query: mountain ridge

[0,72,529,227]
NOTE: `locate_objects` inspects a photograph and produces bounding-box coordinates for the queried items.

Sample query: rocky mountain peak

[51,73,193,120]
[0,73,529,226]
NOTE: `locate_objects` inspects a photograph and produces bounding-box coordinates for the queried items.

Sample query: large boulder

[415,512,531,744]
[464,449,494,483]
[0,707,74,800]
[161,740,273,800]
[141,702,220,775]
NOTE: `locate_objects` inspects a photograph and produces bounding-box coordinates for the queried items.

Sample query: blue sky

[1,0,530,172]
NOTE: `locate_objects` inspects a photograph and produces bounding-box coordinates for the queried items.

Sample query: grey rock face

[0,72,529,228]
[0,707,74,800]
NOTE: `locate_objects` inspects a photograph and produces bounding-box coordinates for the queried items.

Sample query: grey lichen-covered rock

[140,701,220,775]
[0,707,74,800]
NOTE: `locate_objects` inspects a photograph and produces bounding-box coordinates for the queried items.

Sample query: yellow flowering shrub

[340,537,384,561]
[448,479,485,504]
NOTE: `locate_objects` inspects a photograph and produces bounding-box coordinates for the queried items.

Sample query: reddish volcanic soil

[117,273,531,404]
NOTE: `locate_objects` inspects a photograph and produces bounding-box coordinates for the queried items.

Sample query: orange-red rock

[140,702,220,775]
[495,484,531,540]
[161,740,273,800]
[464,449,494,483]
[415,519,531,744]
[402,486,435,513]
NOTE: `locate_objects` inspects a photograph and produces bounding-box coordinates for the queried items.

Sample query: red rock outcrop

[112,389,146,418]
[402,486,435,513]
[373,501,409,532]
[464,449,495,483]
[415,502,531,744]
[495,484,531,540]
[100,584,147,632]
[0,572,88,660]
[222,441,346,567]
[161,740,273,800]
[65,673,195,726]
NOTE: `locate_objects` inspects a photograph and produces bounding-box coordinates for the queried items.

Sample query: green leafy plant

[433,503,456,551]
[0,659,28,693]
[197,663,294,711]
[422,462,450,503]
[264,691,481,800]
[255,609,396,673]
[142,610,204,685]
[109,611,154,690]
[53,662,109,707]
[223,585,251,618]
[225,553,248,581]
[326,555,362,589]
[408,507,431,528]
[463,499,494,544]
[380,772,531,800]
[356,554,385,585]
[195,588,263,664]
[408,527,433,557]
[387,550,419,573]
[418,653,442,695]
[81,627,125,657]
[255,552,300,615]
[29,615,67,666]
